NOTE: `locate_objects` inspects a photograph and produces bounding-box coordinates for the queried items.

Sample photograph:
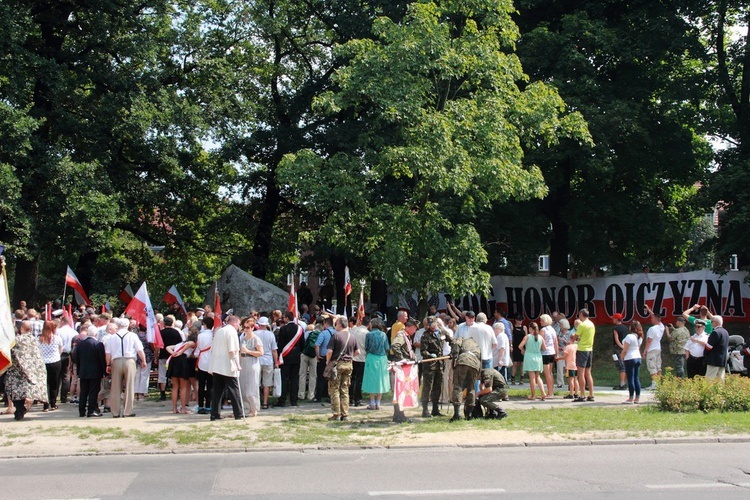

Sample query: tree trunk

[544,157,572,278]
[249,171,280,279]
[13,254,40,308]
[75,251,98,300]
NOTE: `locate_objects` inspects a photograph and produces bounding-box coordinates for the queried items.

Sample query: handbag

[272,367,282,397]
[323,330,350,379]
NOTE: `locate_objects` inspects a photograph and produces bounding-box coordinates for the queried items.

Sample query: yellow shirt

[576,319,595,352]
[390,321,405,343]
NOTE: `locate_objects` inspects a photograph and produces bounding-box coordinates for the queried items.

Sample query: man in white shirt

[468,313,497,369]
[454,310,476,339]
[643,305,665,389]
[105,318,146,418]
[208,315,242,421]
[493,322,511,385]
[256,317,278,409]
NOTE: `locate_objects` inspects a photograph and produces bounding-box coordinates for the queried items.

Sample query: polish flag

[163,285,188,319]
[124,282,164,349]
[357,288,365,325]
[344,266,352,298]
[287,280,299,320]
[65,266,91,305]
[279,279,303,365]
[213,286,222,330]
[119,284,134,304]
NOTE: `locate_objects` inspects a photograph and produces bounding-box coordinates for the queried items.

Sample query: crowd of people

[1,298,744,423]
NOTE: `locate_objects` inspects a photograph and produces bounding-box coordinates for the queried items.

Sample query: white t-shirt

[257,328,277,366]
[195,329,213,372]
[493,331,511,367]
[622,333,642,361]
[468,323,497,361]
[541,325,557,356]
[684,332,708,358]
[646,323,665,352]
[413,328,424,362]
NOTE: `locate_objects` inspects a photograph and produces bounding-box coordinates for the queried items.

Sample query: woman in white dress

[239,317,264,417]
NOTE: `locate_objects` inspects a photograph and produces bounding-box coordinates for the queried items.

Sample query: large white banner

[399,270,750,323]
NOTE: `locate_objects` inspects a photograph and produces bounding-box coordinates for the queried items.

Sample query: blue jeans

[624,358,641,399]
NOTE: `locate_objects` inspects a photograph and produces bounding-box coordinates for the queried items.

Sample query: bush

[654,373,750,412]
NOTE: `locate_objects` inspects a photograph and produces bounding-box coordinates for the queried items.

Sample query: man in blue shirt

[314,315,335,402]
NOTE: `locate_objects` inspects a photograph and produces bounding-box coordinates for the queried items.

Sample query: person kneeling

[477,368,508,420]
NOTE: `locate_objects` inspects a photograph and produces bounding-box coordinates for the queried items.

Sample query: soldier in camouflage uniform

[419,316,449,417]
[449,336,481,421]
[477,368,509,420]
[390,318,419,423]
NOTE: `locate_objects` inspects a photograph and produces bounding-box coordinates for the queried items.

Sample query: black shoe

[160,392,167,401]
[340,415,348,421]
[431,403,445,417]
[234,416,243,420]
[79,414,86,418]
[103,407,111,413]
[197,408,207,414]
[496,410,508,420]
[124,413,136,417]
[210,415,224,421]
[290,403,299,407]
[613,384,626,390]
[88,412,102,417]
[312,398,321,403]
[112,415,120,418]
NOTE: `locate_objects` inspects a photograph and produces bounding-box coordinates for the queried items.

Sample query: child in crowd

[560,332,580,399]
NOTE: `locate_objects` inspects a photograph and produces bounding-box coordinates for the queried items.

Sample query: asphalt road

[2,442,749,499]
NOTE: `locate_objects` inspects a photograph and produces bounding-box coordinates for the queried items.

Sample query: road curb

[2,435,748,460]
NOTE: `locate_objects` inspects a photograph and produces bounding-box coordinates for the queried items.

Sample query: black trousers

[211,374,242,418]
[349,361,365,403]
[59,353,71,402]
[278,363,300,405]
[44,361,62,409]
[79,377,101,416]
[315,357,329,400]
[196,368,213,409]
[686,355,706,379]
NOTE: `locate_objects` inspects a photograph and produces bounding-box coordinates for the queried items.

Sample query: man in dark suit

[71,325,107,417]
[275,311,303,407]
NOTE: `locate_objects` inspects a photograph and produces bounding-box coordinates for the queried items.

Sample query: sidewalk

[1,386,744,459]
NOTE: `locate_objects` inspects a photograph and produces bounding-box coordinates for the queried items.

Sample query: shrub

[655,373,750,412]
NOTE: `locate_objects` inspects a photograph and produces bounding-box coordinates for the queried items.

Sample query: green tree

[700,1,750,271]
[0,1,232,305]
[281,0,589,316]
[507,0,713,277]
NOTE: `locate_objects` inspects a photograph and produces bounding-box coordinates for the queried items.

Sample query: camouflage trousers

[420,363,443,403]
[451,364,479,406]
[328,361,353,417]
[479,389,509,411]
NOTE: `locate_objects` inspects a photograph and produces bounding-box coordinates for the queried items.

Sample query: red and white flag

[163,285,188,319]
[279,279,303,365]
[357,288,365,325]
[344,266,352,298]
[287,280,299,320]
[213,286,222,330]
[118,284,134,304]
[124,282,164,349]
[65,266,91,305]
